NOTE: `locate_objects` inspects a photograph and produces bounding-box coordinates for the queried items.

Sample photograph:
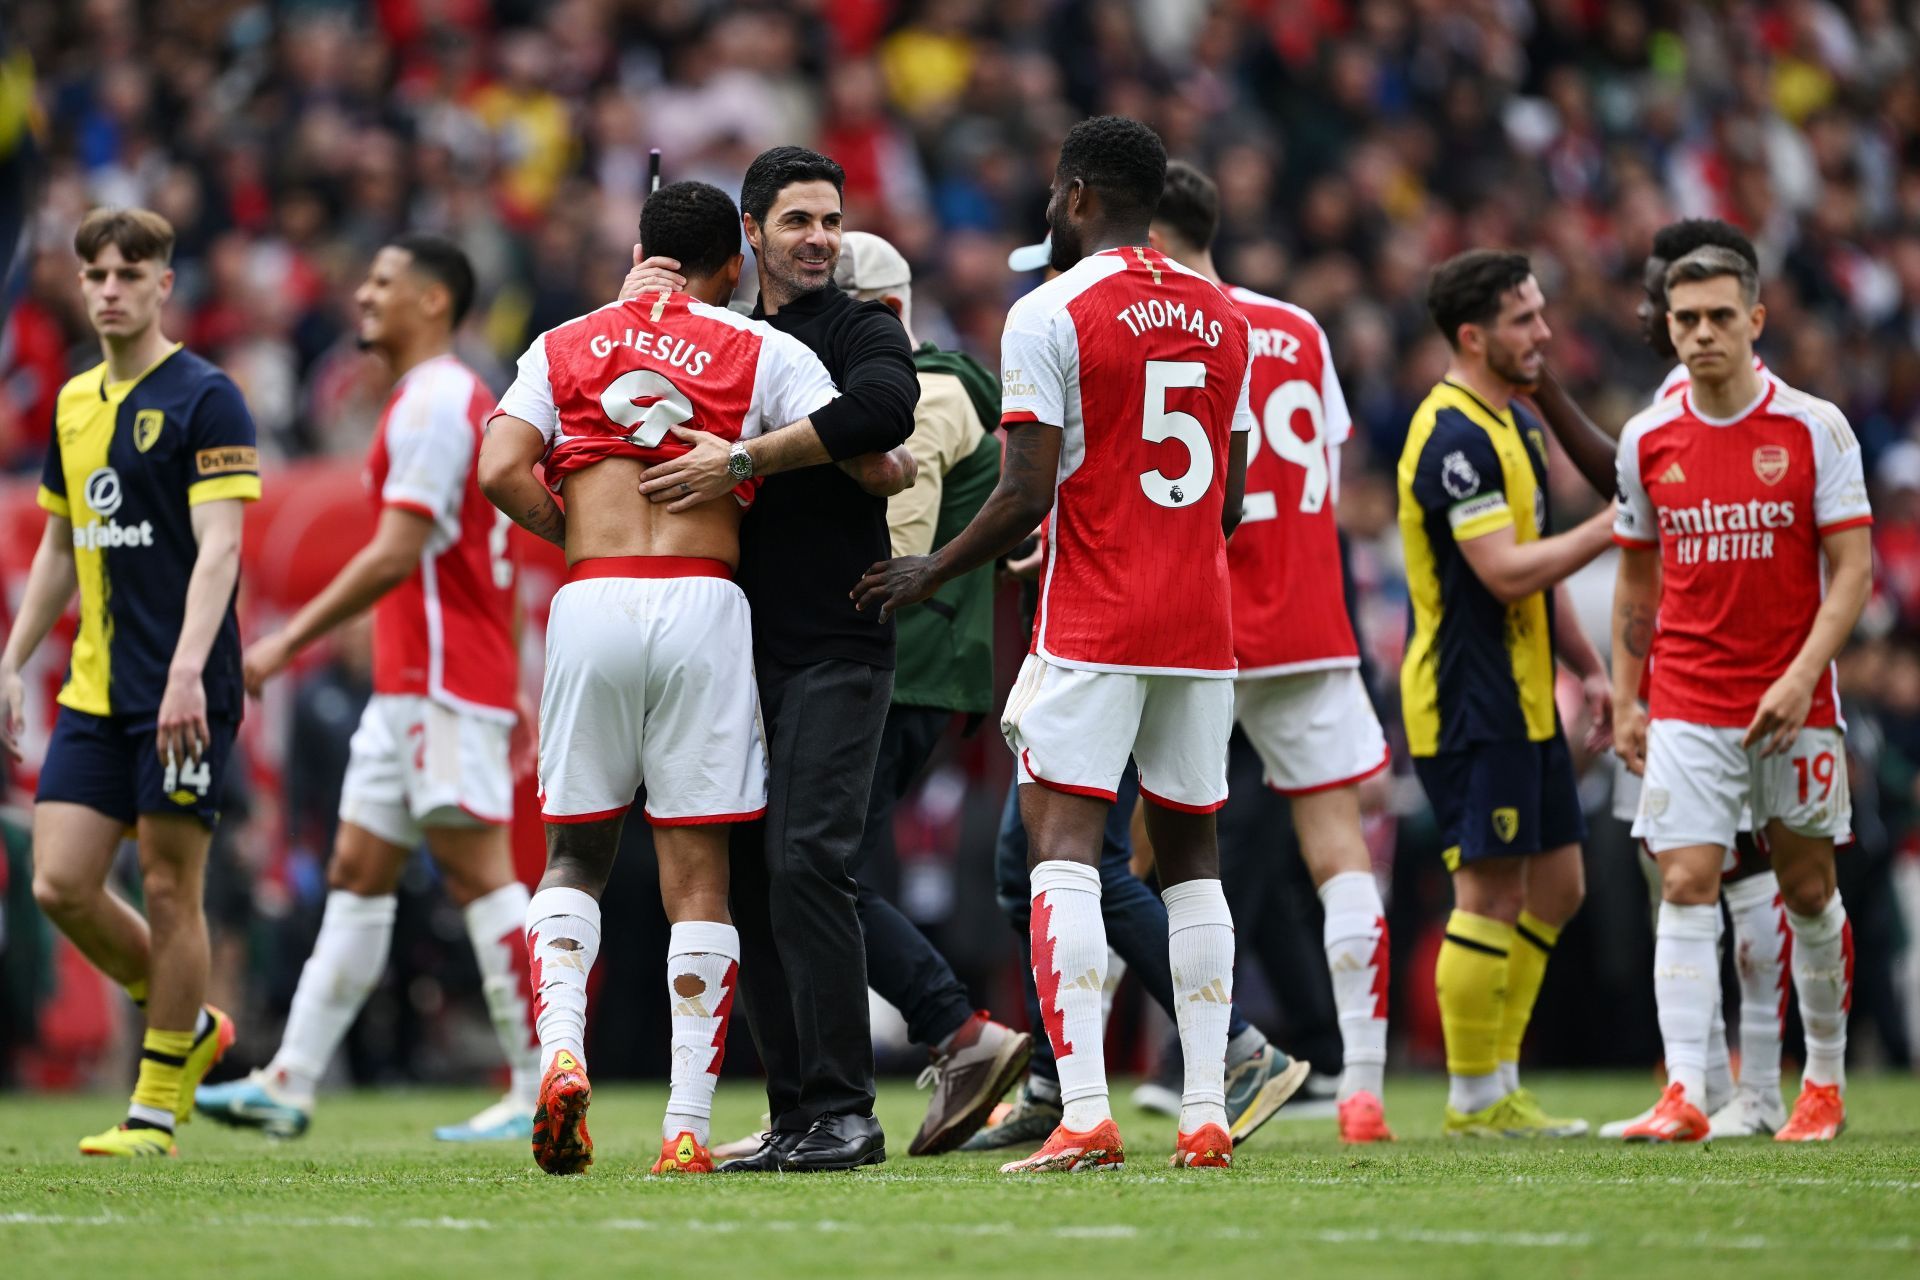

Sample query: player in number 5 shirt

[1611,246,1871,1144]
[857,116,1253,1172]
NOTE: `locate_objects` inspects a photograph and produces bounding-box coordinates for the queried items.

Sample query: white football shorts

[1001,654,1233,812]
[538,557,767,827]
[1235,667,1390,795]
[340,693,511,849]
[1633,718,1849,854]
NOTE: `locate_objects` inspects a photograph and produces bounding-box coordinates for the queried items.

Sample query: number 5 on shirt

[1140,360,1213,509]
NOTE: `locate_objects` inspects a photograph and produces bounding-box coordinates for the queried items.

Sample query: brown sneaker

[908,1013,1032,1156]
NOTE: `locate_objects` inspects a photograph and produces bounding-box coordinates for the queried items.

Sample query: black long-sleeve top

[742,283,920,668]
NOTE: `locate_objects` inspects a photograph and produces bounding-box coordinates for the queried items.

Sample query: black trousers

[851,704,976,1050]
[731,657,892,1130]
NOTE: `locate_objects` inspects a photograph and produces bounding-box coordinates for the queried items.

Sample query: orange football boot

[1337,1092,1396,1143]
[999,1119,1124,1173]
[531,1050,593,1175]
[651,1130,715,1174]
[1776,1082,1846,1142]
[1170,1122,1232,1168]
[1621,1082,1709,1143]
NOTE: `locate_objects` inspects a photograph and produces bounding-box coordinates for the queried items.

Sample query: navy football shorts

[1413,731,1586,870]
[36,705,236,829]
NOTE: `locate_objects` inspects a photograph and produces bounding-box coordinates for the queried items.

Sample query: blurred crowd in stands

[2,0,1917,1090]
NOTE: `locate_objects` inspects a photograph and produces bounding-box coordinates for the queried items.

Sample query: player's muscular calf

[1018,786,1108,872]
[541,816,624,898]
[1140,805,1221,888]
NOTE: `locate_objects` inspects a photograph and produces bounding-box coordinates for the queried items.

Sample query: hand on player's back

[637,425,733,511]
[617,244,686,302]
[852,555,940,622]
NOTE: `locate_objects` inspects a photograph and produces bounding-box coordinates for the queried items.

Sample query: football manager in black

[629,146,919,1171]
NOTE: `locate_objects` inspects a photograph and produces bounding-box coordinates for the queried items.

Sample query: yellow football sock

[1496,911,1561,1067]
[124,978,148,1008]
[131,1028,194,1123]
[1435,910,1512,1079]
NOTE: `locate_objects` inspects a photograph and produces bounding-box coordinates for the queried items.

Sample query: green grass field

[3,1075,1917,1279]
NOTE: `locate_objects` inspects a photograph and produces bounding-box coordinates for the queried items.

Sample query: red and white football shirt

[366,354,518,721]
[1613,378,1872,728]
[1222,285,1358,675]
[1001,247,1254,676]
[494,293,835,501]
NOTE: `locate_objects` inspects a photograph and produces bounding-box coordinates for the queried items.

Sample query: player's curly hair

[1056,115,1167,217]
[640,181,743,281]
[740,146,845,227]
[1427,249,1533,350]
[1650,218,1758,270]
[1154,160,1219,253]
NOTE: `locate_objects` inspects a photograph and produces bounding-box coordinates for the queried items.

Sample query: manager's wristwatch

[727,440,755,482]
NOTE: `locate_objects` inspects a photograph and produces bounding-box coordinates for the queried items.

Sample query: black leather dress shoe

[716,1129,804,1173]
[779,1113,886,1172]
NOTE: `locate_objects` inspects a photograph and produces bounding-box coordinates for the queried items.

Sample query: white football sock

[1450,1071,1506,1114]
[1787,893,1850,1090]
[663,920,739,1144]
[1029,860,1109,1131]
[1164,877,1234,1134]
[1495,1061,1519,1096]
[1654,901,1720,1105]
[1319,871,1389,1102]
[462,881,540,1106]
[267,890,397,1106]
[1724,872,1787,1097]
[526,887,601,1075]
[1705,910,1734,1113]
[1226,1023,1268,1070]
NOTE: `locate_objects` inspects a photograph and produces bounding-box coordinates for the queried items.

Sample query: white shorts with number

[538,562,768,827]
[1235,667,1390,795]
[1001,654,1233,812]
[340,693,512,849]
[1632,718,1849,854]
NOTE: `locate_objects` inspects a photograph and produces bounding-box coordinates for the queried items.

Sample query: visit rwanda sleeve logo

[134,409,164,452]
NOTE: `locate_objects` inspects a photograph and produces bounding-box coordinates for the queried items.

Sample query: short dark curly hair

[385,232,475,325]
[1056,116,1167,218]
[740,146,845,227]
[1650,218,1758,270]
[639,181,743,281]
[1154,160,1218,253]
[1427,249,1533,349]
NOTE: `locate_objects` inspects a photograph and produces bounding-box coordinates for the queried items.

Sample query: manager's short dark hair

[1057,116,1167,218]
[740,146,845,226]
[386,232,475,326]
[1155,160,1218,253]
[1650,218,1758,270]
[1427,250,1533,349]
[640,181,743,280]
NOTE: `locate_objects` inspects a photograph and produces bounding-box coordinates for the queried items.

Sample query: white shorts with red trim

[1235,667,1389,796]
[1001,654,1233,812]
[340,693,510,849]
[1633,718,1849,854]
[538,557,767,827]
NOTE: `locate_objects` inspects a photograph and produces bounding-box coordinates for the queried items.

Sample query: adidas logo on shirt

[1658,463,1687,485]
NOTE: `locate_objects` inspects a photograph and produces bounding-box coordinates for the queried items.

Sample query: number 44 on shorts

[163,754,213,801]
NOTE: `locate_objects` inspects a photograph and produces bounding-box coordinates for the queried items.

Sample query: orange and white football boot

[1775,1082,1845,1142]
[1170,1122,1232,1168]
[1621,1082,1709,1143]
[532,1050,593,1175]
[999,1118,1124,1173]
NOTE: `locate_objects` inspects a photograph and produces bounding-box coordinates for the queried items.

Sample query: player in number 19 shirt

[1147,162,1393,1143]
[858,116,1253,1172]
[1611,247,1871,1143]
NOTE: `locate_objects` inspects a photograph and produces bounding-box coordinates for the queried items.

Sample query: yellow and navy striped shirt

[1396,378,1557,757]
[39,345,260,719]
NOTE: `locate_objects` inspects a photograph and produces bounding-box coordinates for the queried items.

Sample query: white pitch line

[2,1213,1913,1253]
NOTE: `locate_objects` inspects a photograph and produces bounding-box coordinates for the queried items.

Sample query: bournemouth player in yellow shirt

[1397,251,1614,1137]
[0,208,260,1155]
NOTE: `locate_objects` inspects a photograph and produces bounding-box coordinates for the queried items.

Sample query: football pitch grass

[3,1075,1917,1279]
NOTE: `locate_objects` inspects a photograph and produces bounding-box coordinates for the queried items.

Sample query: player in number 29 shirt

[1147,161,1393,1144]
[1611,246,1872,1144]
[857,116,1253,1173]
